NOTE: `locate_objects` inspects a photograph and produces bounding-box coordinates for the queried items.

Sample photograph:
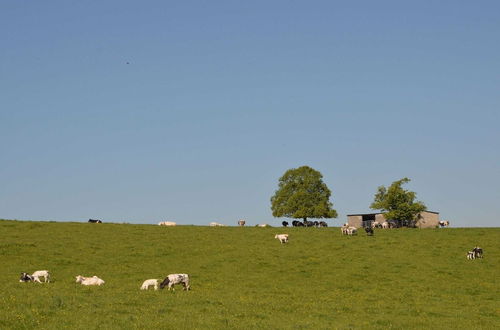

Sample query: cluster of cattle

[466,246,484,260]
[19,270,191,290]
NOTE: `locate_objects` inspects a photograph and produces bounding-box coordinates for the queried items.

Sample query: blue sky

[1,1,499,226]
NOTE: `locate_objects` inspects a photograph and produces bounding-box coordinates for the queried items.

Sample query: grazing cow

[346,227,357,235]
[209,222,226,227]
[32,270,50,283]
[365,227,374,236]
[158,221,176,226]
[76,275,105,286]
[19,272,35,282]
[140,279,159,290]
[319,221,328,227]
[88,219,102,223]
[275,234,289,244]
[160,274,190,291]
[282,221,289,227]
[238,219,246,226]
[439,221,450,227]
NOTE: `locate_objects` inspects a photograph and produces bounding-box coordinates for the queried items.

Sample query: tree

[370,177,426,226]
[270,166,337,223]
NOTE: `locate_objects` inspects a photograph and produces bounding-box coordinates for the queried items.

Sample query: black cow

[19,272,35,282]
[282,221,289,227]
[319,221,328,227]
[88,219,102,223]
[365,227,374,236]
[472,246,483,258]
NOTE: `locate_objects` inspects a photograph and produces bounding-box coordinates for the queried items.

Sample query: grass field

[1,220,498,329]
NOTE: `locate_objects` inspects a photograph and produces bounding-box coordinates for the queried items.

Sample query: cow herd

[19,270,191,291]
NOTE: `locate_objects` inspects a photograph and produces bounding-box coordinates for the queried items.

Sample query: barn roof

[347,210,439,216]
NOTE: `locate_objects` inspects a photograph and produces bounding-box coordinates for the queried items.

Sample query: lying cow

[160,274,190,291]
[275,234,289,244]
[209,222,225,227]
[140,279,159,290]
[158,221,176,226]
[76,275,105,286]
[88,219,102,223]
[439,221,450,227]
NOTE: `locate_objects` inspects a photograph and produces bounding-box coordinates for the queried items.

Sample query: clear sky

[1,1,499,227]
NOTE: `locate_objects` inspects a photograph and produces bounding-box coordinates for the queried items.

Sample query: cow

[160,274,190,291]
[238,219,246,226]
[257,224,270,227]
[365,227,374,236]
[140,279,159,290]
[381,222,389,229]
[466,251,475,260]
[319,221,328,227]
[19,273,35,282]
[76,275,105,286]
[346,227,358,235]
[31,270,50,283]
[282,221,289,227]
[158,221,176,226]
[341,224,349,235]
[472,246,483,258]
[275,234,289,244]
[371,221,381,229]
[209,222,225,227]
[439,221,450,227]
[88,219,102,223]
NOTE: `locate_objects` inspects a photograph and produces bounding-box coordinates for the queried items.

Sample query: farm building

[346,211,440,229]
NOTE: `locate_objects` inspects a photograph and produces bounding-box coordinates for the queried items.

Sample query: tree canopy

[370,177,426,224]
[270,166,337,222]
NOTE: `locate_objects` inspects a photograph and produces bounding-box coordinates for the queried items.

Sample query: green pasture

[0,220,498,329]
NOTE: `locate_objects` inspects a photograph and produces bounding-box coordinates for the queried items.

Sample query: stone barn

[346,211,440,229]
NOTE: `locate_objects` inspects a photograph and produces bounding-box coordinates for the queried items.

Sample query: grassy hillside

[1,220,498,329]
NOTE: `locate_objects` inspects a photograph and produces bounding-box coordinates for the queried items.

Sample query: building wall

[346,215,362,228]
[347,211,439,228]
[415,211,440,228]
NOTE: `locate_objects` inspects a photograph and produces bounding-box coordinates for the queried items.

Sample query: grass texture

[0,220,498,329]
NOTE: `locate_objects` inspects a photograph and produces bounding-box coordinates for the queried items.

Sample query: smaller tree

[270,166,337,223]
[370,177,426,225]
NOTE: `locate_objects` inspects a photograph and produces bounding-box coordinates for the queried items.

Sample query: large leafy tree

[270,166,337,222]
[370,177,426,224]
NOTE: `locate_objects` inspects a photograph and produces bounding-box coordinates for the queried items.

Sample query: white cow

[346,227,358,235]
[159,274,190,291]
[32,270,50,283]
[209,222,226,227]
[140,279,159,290]
[76,275,105,286]
[371,221,381,229]
[341,225,349,235]
[158,221,176,226]
[275,234,289,244]
[382,222,389,229]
